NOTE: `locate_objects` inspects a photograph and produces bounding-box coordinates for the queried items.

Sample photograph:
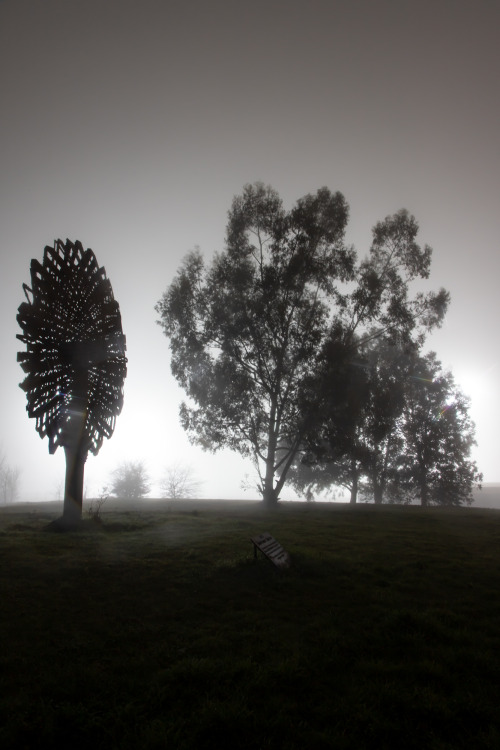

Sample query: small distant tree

[161,462,202,499]
[110,461,150,501]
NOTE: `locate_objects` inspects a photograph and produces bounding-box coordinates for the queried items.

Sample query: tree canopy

[156,183,449,506]
[397,353,482,506]
[110,461,150,501]
[291,334,414,504]
[291,343,482,506]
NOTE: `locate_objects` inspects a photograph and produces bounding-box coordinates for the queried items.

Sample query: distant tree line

[156,182,481,507]
[289,346,481,505]
[108,460,202,500]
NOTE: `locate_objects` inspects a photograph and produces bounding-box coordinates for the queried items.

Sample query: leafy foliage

[292,344,482,506]
[110,461,151,500]
[397,353,482,505]
[291,335,414,503]
[340,209,448,345]
[156,183,448,506]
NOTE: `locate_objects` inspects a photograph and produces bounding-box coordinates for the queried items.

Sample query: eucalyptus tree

[290,207,450,504]
[156,184,448,507]
[157,184,354,506]
[290,335,414,504]
[296,347,483,507]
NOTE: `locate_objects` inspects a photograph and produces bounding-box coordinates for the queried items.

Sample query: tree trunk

[260,442,280,509]
[417,459,428,507]
[373,481,384,505]
[262,484,279,508]
[262,401,280,508]
[349,459,358,504]
[420,480,429,507]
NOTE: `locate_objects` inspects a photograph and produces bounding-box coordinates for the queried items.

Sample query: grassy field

[1,500,500,749]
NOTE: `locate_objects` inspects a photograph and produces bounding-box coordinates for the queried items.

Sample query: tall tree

[288,210,451,503]
[398,352,482,506]
[157,184,355,507]
[156,184,448,507]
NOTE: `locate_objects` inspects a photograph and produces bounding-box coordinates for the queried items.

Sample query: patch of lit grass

[1,502,500,748]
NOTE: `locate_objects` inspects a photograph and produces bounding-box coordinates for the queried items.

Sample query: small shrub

[86,486,109,523]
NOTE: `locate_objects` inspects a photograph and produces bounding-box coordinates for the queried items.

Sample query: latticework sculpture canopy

[17,239,127,525]
[17,239,127,455]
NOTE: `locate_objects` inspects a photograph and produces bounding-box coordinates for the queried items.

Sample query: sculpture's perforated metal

[17,239,127,524]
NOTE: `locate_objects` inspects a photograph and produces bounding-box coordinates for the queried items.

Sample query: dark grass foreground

[1,501,500,749]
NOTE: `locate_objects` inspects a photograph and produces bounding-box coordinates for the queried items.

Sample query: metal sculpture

[17,239,127,527]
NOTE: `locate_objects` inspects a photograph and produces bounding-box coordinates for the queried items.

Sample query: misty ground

[469,483,500,509]
[2,481,498,513]
[1,501,500,749]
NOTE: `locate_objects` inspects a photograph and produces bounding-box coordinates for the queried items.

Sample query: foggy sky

[1,0,499,500]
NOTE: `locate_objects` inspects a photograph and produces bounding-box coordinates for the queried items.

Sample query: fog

[1,0,499,501]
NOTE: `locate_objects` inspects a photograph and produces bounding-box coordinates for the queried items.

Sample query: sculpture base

[44,516,103,533]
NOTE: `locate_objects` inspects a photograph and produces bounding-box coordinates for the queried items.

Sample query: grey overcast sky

[1,0,499,500]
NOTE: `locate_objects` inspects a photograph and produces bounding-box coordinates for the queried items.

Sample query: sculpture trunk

[63,446,87,526]
[61,369,88,527]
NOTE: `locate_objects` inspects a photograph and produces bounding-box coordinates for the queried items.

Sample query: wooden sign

[251,533,291,570]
